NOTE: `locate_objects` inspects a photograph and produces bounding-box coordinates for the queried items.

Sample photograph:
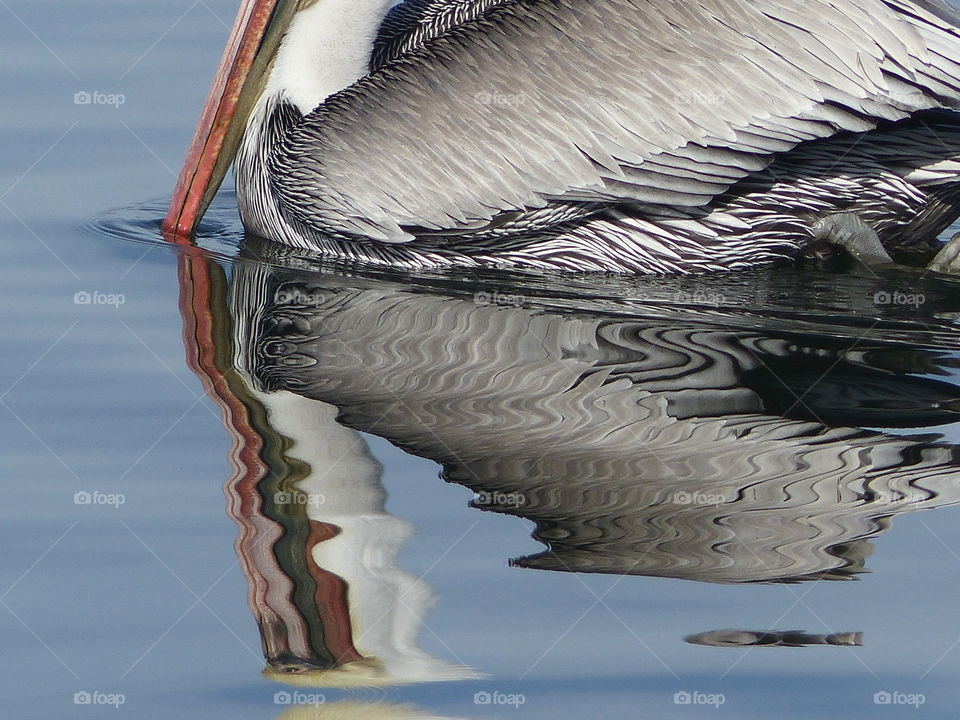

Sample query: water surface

[5,2,960,719]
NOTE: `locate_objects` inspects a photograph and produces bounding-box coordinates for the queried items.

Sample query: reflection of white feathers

[258,390,474,684]
[276,701,467,720]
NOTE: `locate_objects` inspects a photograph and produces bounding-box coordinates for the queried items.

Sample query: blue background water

[4,2,960,717]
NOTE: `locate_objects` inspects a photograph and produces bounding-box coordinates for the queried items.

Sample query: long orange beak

[162,0,296,241]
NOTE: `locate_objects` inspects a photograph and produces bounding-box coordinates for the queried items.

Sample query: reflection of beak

[162,0,299,239]
[267,652,336,674]
[263,656,390,689]
[260,615,340,674]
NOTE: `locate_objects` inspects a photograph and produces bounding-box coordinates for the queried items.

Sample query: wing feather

[371,0,509,70]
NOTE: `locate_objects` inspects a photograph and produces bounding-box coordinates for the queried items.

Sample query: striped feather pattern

[271,0,960,246]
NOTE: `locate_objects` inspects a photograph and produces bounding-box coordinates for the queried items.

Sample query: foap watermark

[474,691,526,708]
[873,691,925,708]
[473,491,526,507]
[873,290,925,308]
[674,290,725,307]
[671,490,726,507]
[274,288,325,306]
[74,290,125,308]
[869,489,928,505]
[674,690,725,708]
[74,491,125,509]
[675,90,728,107]
[73,691,125,708]
[474,91,527,107]
[74,90,125,109]
[274,491,326,508]
[474,290,524,307]
[274,691,325,706]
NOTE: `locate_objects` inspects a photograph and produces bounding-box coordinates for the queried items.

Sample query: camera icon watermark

[673,290,726,307]
[473,690,526,708]
[74,90,125,108]
[274,491,326,508]
[274,288,325,306]
[74,491,125,509]
[73,691,125,708]
[74,290,125,308]
[473,91,527,107]
[474,289,524,307]
[873,290,925,307]
[273,690,325,706]
[671,490,726,507]
[675,90,727,107]
[473,491,526,507]
[674,690,725,707]
[869,489,928,505]
[873,690,925,707]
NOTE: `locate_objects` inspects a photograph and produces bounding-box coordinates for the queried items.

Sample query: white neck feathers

[265,0,397,114]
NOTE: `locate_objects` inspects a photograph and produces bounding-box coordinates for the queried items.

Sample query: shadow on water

[91,202,960,706]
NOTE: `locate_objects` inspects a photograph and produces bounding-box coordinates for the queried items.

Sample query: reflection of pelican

[164,0,960,273]
[177,255,473,687]
[222,255,960,584]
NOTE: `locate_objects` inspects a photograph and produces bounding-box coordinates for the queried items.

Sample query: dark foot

[927,232,960,274]
[812,213,893,267]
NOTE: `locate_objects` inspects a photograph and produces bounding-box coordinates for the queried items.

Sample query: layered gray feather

[270,0,960,243]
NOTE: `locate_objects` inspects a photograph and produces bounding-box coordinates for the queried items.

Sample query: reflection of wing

[276,0,960,241]
[742,350,960,427]
[230,263,960,584]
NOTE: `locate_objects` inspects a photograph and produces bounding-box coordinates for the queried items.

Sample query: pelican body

[164,0,960,273]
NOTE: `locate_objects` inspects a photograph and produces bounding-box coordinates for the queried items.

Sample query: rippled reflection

[176,245,960,686]
[231,254,960,583]
[684,629,863,648]
[178,253,475,688]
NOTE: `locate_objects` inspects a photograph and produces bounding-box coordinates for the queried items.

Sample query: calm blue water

[5,3,960,719]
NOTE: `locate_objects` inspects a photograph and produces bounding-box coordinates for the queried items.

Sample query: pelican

[164,0,960,273]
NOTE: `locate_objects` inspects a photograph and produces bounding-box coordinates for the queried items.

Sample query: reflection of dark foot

[927,232,960,274]
[812,213,893,267]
